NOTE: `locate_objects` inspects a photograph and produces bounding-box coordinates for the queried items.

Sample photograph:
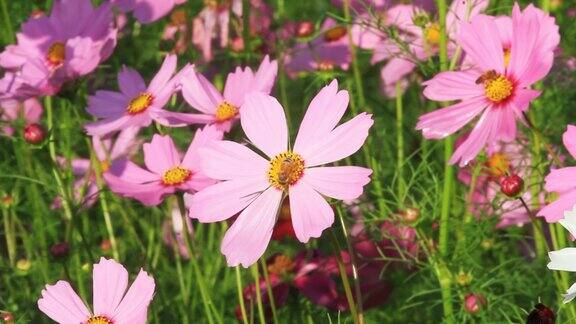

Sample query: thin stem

[242,0,251,63]
[336,207,364,324]
[235,267,249,324]
[251,265,266,324]
[0,0,14,44]
[260,259,279,324]
[2,206,16,267]
[396,82,405,203]
[329,230,360,324]
[343,0,368,110]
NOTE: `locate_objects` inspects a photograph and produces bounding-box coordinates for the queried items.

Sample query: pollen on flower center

[425,23,441,46]
[324,26,347,42]
[47,42,66,66]
[482,74,514,103]
[126,92,153,114]
[162,166,191,186]
[100,160,110,172]
[87,315,113,324]
[215,101,238,122]
[268,152,305,190]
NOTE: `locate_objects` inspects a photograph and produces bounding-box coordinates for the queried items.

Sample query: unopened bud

[50,242,70,260]
[464,293,486,314]
[296,21,314,38]
[526,303,555,323]
[24,123,45,144]
[499,174,524,197]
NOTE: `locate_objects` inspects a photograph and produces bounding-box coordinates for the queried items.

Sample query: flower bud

[23,123,45,144]
[1,311,14,323]
[50,242,70,260]
[296,21,314,38]
[526,303,555,323]
[401,207,420,223]
[499,174,524,197]
[464,293,486,314]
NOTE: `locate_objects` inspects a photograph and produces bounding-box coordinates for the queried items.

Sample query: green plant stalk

[235,267,249,324]
[435,0,455,322]
[329,230,360,324]
[336,206,364,323]
[176,195,219,324]
[540,0,550,12]
[260,258,279,324]
[0,0,14,44]
[343,0,367,110]
[396,82,405,203]
[2,206,16,267]
[251,265,266,324]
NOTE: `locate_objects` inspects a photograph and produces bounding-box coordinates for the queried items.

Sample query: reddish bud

[1,311,14,323]
[499,174,524,197]
[296,21,314,38]
[101,239,112,252]
[464,293,486,314]
[50,242,70,260]
[230,37,245,52]
[526,303,555,324]
[23,123,45,144]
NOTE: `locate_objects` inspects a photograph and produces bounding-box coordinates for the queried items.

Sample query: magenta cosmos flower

[111,0,186,24]
[0,0,117,97]
[180,55,278,132]
[539,125,576,222]
[85,55,195,136]
[105,126,223,206]
[416,3,559,166]
[38,258,155,324]
[187,80,373,267]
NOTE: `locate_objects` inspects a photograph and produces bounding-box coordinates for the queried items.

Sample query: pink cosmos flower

[192,0,242,62]
[0,0,117,98]
[539,125,576,222]
[54,127,140,209]
[187,80,373,267]
[180,55,278,132]
[85,55,195,136]
[0,98,43,136]
[38,257,155,324]
[352,0,488,97]
[162,9,189,54]
[286,18,351,75]
[105,126,223,206]
[111,0,186,24]
[416,3,559,166]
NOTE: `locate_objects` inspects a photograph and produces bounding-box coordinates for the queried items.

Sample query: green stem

[0,0,14,44]
[336,207,364,324]
[176,195,219,324]
[235,267,249,324]
[2,206,16,267]
[343,0,368,110]
[329,230,360,324]
[260,258,279,324]
[242,0,251,63]
[396,82,405,203]
[251,264,266,324]
[434,260,455,324]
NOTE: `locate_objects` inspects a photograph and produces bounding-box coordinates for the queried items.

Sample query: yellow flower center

[215,101,238,122]
[267,254,295,275]
[162,166,191,186]
[324,26,347,42]
[425,23,441,46]
[503,48,511,68]
[126,93,153,114]
[486,153,510,177]
[483,74,514,103]
[87,316,113,324]
[317,60,335,71]
[268,152,305,190]
[47,42,66,66]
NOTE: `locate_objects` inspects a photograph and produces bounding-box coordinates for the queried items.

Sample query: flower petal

[143,134,181,174]
[87,90,128,118]
[118,66,147,98]
[293,80,349,154]
[303,166,372,200]
[93,258,129,317]
[198,140,269,181]
[289,181,334,243]
[299,113,373,167]
[458,15,504,72]
[422,69,484,102]
[221,187,282,267]
[112,269,155,323]
[147,54,177,95]
[189,177,269,222]
[544,167,576,194]
[181,67,223,114]
[181,125,224,170]
[240,93,288,158]
[538,190,576,223]
[548,248,576,272]
[563,125,576,160]
[38,281,90,324]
